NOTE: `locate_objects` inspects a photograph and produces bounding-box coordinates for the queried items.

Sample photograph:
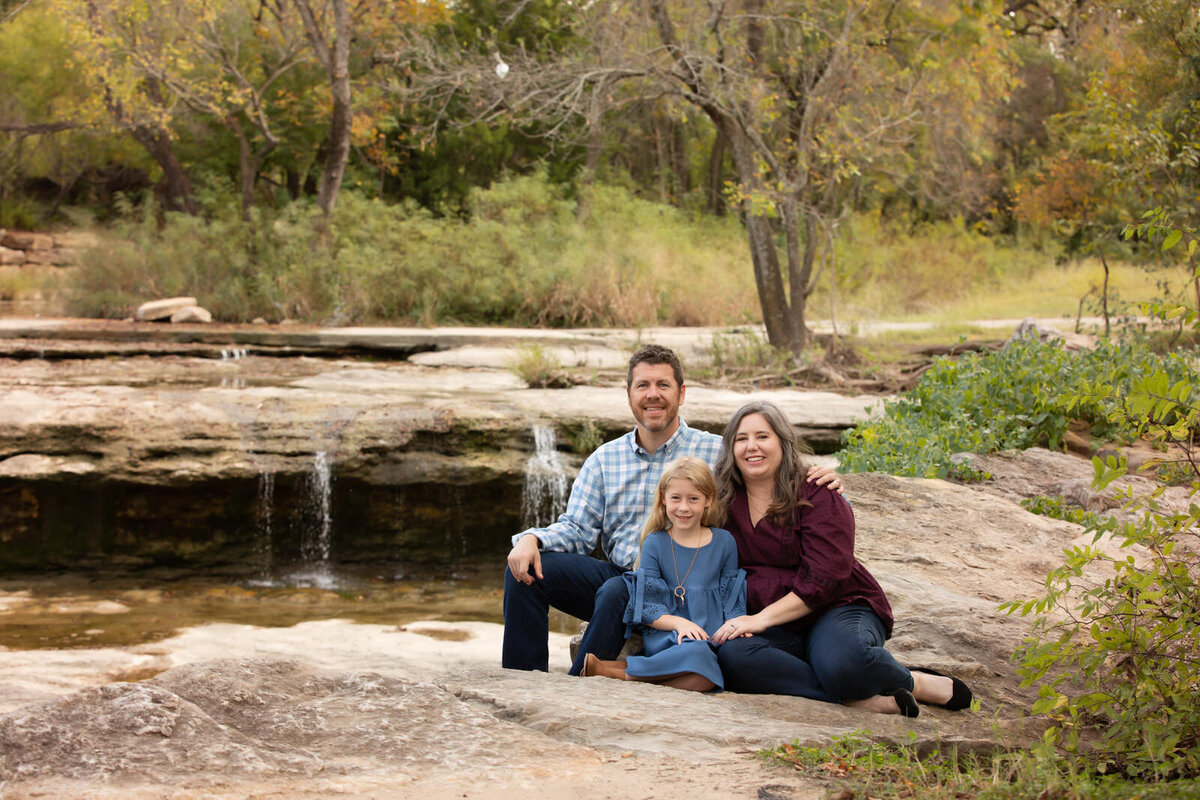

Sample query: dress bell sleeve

[715,531,746,619]
[621,533,677,635]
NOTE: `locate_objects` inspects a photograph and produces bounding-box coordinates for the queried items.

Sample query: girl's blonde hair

[637,457,724,563]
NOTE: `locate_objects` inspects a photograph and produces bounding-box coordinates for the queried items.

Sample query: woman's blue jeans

[715,604,912,703]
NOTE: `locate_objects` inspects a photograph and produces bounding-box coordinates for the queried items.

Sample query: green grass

[766,731,1200,800]
[909,258,1177,324]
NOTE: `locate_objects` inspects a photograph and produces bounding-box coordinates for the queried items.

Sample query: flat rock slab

[0,355,879,486]
[0,657,842,800]
[0,654,1004,800]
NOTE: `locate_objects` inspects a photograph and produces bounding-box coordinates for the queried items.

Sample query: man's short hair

[627,344,684,387]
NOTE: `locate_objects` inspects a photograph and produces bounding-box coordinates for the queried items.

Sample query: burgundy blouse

[727,481,894,637]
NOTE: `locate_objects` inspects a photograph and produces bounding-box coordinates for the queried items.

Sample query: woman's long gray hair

[714,401,810,524]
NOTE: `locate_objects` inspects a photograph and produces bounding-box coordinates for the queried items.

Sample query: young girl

[582,457,746,691]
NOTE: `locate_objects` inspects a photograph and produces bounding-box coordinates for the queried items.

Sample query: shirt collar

[629,418,692,457]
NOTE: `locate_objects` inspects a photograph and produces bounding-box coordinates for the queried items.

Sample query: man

[503,344,836,674]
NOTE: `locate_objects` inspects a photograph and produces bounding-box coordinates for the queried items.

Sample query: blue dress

[621,528,746,689]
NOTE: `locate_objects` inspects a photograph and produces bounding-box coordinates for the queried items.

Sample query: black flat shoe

[910,667,973,711]
[886,688,920,718]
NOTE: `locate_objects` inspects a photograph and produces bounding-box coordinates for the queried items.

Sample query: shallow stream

[0,566,581,651]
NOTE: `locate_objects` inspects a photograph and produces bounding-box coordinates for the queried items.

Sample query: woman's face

[732,412,783,483]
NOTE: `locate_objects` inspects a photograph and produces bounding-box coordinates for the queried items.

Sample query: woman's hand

[712,613,767,644]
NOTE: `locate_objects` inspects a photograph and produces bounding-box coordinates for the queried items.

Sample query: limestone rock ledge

[0,657,1003,800]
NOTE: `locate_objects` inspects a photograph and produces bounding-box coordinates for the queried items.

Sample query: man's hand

[805,465,844,495]
[506,534,543,585]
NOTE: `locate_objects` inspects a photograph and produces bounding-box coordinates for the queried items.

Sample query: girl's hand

[673,619,709,644]
[712,614,766,644]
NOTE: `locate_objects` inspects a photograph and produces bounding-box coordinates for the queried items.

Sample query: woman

[709,401,972,717]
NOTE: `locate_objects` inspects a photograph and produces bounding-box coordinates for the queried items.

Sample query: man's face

[627,362,685,434]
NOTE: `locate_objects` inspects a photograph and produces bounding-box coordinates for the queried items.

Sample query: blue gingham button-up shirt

[513,420,723,571]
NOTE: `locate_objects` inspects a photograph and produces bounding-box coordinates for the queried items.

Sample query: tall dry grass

[68,175,1186,327]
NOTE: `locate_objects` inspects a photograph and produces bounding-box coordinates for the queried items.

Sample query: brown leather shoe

[582,653,628,680]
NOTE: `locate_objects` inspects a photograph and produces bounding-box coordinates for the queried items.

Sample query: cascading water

[520,425,569,529]
[291,451,336,588]
[250,470,275,584]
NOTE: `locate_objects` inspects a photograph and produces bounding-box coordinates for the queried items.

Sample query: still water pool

[0,565,581,651]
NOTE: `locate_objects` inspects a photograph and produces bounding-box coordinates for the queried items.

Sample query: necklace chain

[748,490,772,520]
[669,533,702,603]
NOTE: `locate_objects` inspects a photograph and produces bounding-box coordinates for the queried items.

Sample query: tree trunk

[577,107,603,222]
[84,1,196,215]
[286,168,302,200]
[745,212,791,349]
[781,200,810,352]
[670,117,688,201]
[721,121,791,348]
[707,129,727,215]
[230,122,276,220]
[315,0,351,215]
[293,0,352,216]
[652,115,668,202]
[1097,245,1111,337]
[130,125,198,215]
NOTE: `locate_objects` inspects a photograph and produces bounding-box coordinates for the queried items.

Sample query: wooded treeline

[1,0,1198,346]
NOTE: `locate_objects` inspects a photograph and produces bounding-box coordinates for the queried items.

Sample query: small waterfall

[249,470,275,585]
[292,451,335,589]
[520,425,569,529]
[220,348,249,360]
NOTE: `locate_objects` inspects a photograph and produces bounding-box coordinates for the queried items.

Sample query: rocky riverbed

[0,321,1173,798]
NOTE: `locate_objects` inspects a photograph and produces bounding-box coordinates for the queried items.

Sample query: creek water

[1,345,593,652]
[0,564,582,652]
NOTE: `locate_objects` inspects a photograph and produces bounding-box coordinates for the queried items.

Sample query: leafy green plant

[0,195,43,230]
[1020,495,1127,536]
[706,328,778,372]
[569,419,603,455]
[1002,366,1200,778]
[839,338,1198,480]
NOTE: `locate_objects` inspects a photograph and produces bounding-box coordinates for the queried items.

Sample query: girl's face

[663,477,711,534]
[733,412,783,483]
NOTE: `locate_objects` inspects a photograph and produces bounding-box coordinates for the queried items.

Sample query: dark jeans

[716,604,911,703]
[567,572,632,675]
[501,551,625,672]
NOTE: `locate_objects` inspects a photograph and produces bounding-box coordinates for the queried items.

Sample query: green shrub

[569,419,604,455]
[838,338,1198,480]
[507,344,574,388]
[1001,359,1200,778]
[0,195,43,230]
